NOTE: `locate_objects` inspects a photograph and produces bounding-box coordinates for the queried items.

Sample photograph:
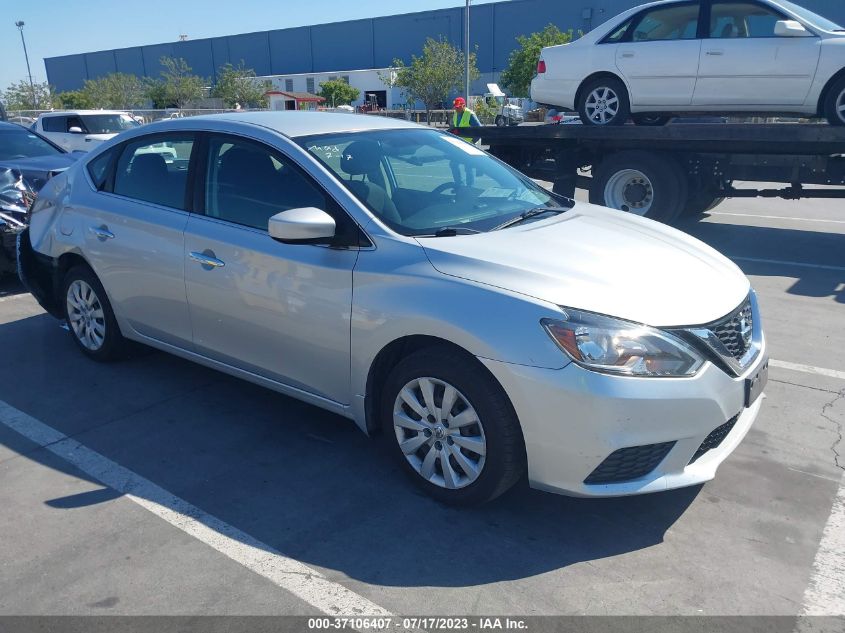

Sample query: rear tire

[62,265,126,361]
[682,193,725,217]
[589,151,688,224]
[823,75,845,126]
[381,346,525,506]
[632,114,670,126]
[578,76,630,126]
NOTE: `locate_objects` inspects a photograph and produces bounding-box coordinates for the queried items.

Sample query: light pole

[464,0,471,100]
[15,21,37,110]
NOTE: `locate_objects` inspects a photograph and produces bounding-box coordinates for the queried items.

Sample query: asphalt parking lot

[0,186,843,619]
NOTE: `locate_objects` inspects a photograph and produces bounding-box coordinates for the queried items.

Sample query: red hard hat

[453,97,466,107]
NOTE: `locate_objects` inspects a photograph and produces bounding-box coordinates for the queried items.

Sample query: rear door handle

[621,52,635,58]
[705,50,724,56]
[89,225,114,241]
[189,250,225,269]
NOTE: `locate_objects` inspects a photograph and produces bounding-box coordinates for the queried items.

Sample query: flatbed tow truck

[455,123,845,223]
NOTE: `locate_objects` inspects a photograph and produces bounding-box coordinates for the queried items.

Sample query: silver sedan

[19,112,767,504]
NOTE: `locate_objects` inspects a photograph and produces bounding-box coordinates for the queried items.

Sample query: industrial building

[44,0,845,103]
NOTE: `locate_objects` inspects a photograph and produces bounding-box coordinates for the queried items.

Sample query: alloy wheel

[392,377,486,490]
[837,88,845,124]
[585,87,620,125]
[66,279,106,351]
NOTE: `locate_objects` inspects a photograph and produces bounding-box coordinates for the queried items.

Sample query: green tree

[159,56,205,109]
[317,79,360,107]
[2,79,52,111]
[81,73,147,109]
[54,90,94,110]
[391,37,479,123]
[144,79,170,109]
[212,62,270,108]
[500,25,575,97]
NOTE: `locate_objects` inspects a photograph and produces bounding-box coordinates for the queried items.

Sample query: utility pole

[15,21,37,110]
[464,0,470,100]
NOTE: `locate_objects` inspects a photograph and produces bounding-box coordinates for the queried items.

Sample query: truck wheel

[495,115,506,127]
[632,114,670,126]
[578,77,630,126]
[589,151,688,223]
[823,75,845,126]
[682,193,725,217]
[381,346,525,506]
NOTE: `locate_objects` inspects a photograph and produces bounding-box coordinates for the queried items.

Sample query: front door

[693,0,821,106]
[183,134,359,404]
[616,2,703,107]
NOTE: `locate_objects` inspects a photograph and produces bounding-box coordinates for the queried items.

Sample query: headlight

[541,310,704,377]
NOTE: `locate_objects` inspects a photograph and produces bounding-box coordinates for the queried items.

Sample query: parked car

[32,110,141,152]
[0,122,79,274]
[19,112,767,504]
[531,0,845,126]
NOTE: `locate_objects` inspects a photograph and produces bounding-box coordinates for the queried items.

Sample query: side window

[86,148,116,191]
[710,2,785,38]
[632,4,700,41]
[602,18,633,43]
[41,116,66,133]
[204,136,329,231]
[113,136,194,209]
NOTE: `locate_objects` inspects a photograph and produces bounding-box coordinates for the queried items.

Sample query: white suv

[32,110,140,152]
[531,0,845,126]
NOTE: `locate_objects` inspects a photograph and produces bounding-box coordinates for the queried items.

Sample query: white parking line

[710,211,845,225]
[0,400,393,623]
[801,471,845,616]
[730,256,845,273]
[770,360,845,382]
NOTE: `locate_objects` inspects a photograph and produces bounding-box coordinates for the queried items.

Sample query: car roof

[184,111,422,138]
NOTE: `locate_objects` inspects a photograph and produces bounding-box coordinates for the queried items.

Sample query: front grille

[584,441,675,485]
[710,298,753,360]
[689,415,739,464]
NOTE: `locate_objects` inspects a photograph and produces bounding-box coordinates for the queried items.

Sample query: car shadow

[676,216,845,304]
[0,275,25,298]
[0,312,698,588]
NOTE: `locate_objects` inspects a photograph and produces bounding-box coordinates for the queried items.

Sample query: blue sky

[2,0,500,94]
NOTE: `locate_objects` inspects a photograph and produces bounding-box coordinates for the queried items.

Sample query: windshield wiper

[491,206,569,231]
[416,226,482,237]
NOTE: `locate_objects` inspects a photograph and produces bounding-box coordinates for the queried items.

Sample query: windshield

[301,129,567,236]
[776,0,843,31]
[80,114,140,134]
[0,128,63,160]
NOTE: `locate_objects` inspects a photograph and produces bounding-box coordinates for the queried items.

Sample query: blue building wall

[44,0,845,93]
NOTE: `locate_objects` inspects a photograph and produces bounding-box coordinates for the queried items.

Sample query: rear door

[40,115,72,150]
[616,1,703,107]
[693,0,821,105]
[78,133,195,347]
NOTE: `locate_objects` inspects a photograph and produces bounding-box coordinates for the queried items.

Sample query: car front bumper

[480,349,767,497]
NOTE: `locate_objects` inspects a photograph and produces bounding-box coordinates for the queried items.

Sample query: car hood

[417,202,749,327]
[0,154,79,193]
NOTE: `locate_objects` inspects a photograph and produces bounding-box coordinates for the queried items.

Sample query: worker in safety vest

[451,97,481,142]
[450,97,481,186]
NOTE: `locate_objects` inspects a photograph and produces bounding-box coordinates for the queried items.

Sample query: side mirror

[268,207,336,243]
[68,126,84,133]
[774,20,809,37]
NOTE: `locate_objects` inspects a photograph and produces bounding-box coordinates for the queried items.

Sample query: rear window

[41,116,67,133]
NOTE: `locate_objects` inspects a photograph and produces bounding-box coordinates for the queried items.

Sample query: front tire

[578,76,630,126]
[589,151,688,223]
[381,346,525,505]
[62,265,126,361]
[823,75,845,126]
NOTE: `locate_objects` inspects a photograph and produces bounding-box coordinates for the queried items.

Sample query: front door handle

[621,52,634,58]
[189,250,225,269]
[89,225,115,241]
[705,50,724,56]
